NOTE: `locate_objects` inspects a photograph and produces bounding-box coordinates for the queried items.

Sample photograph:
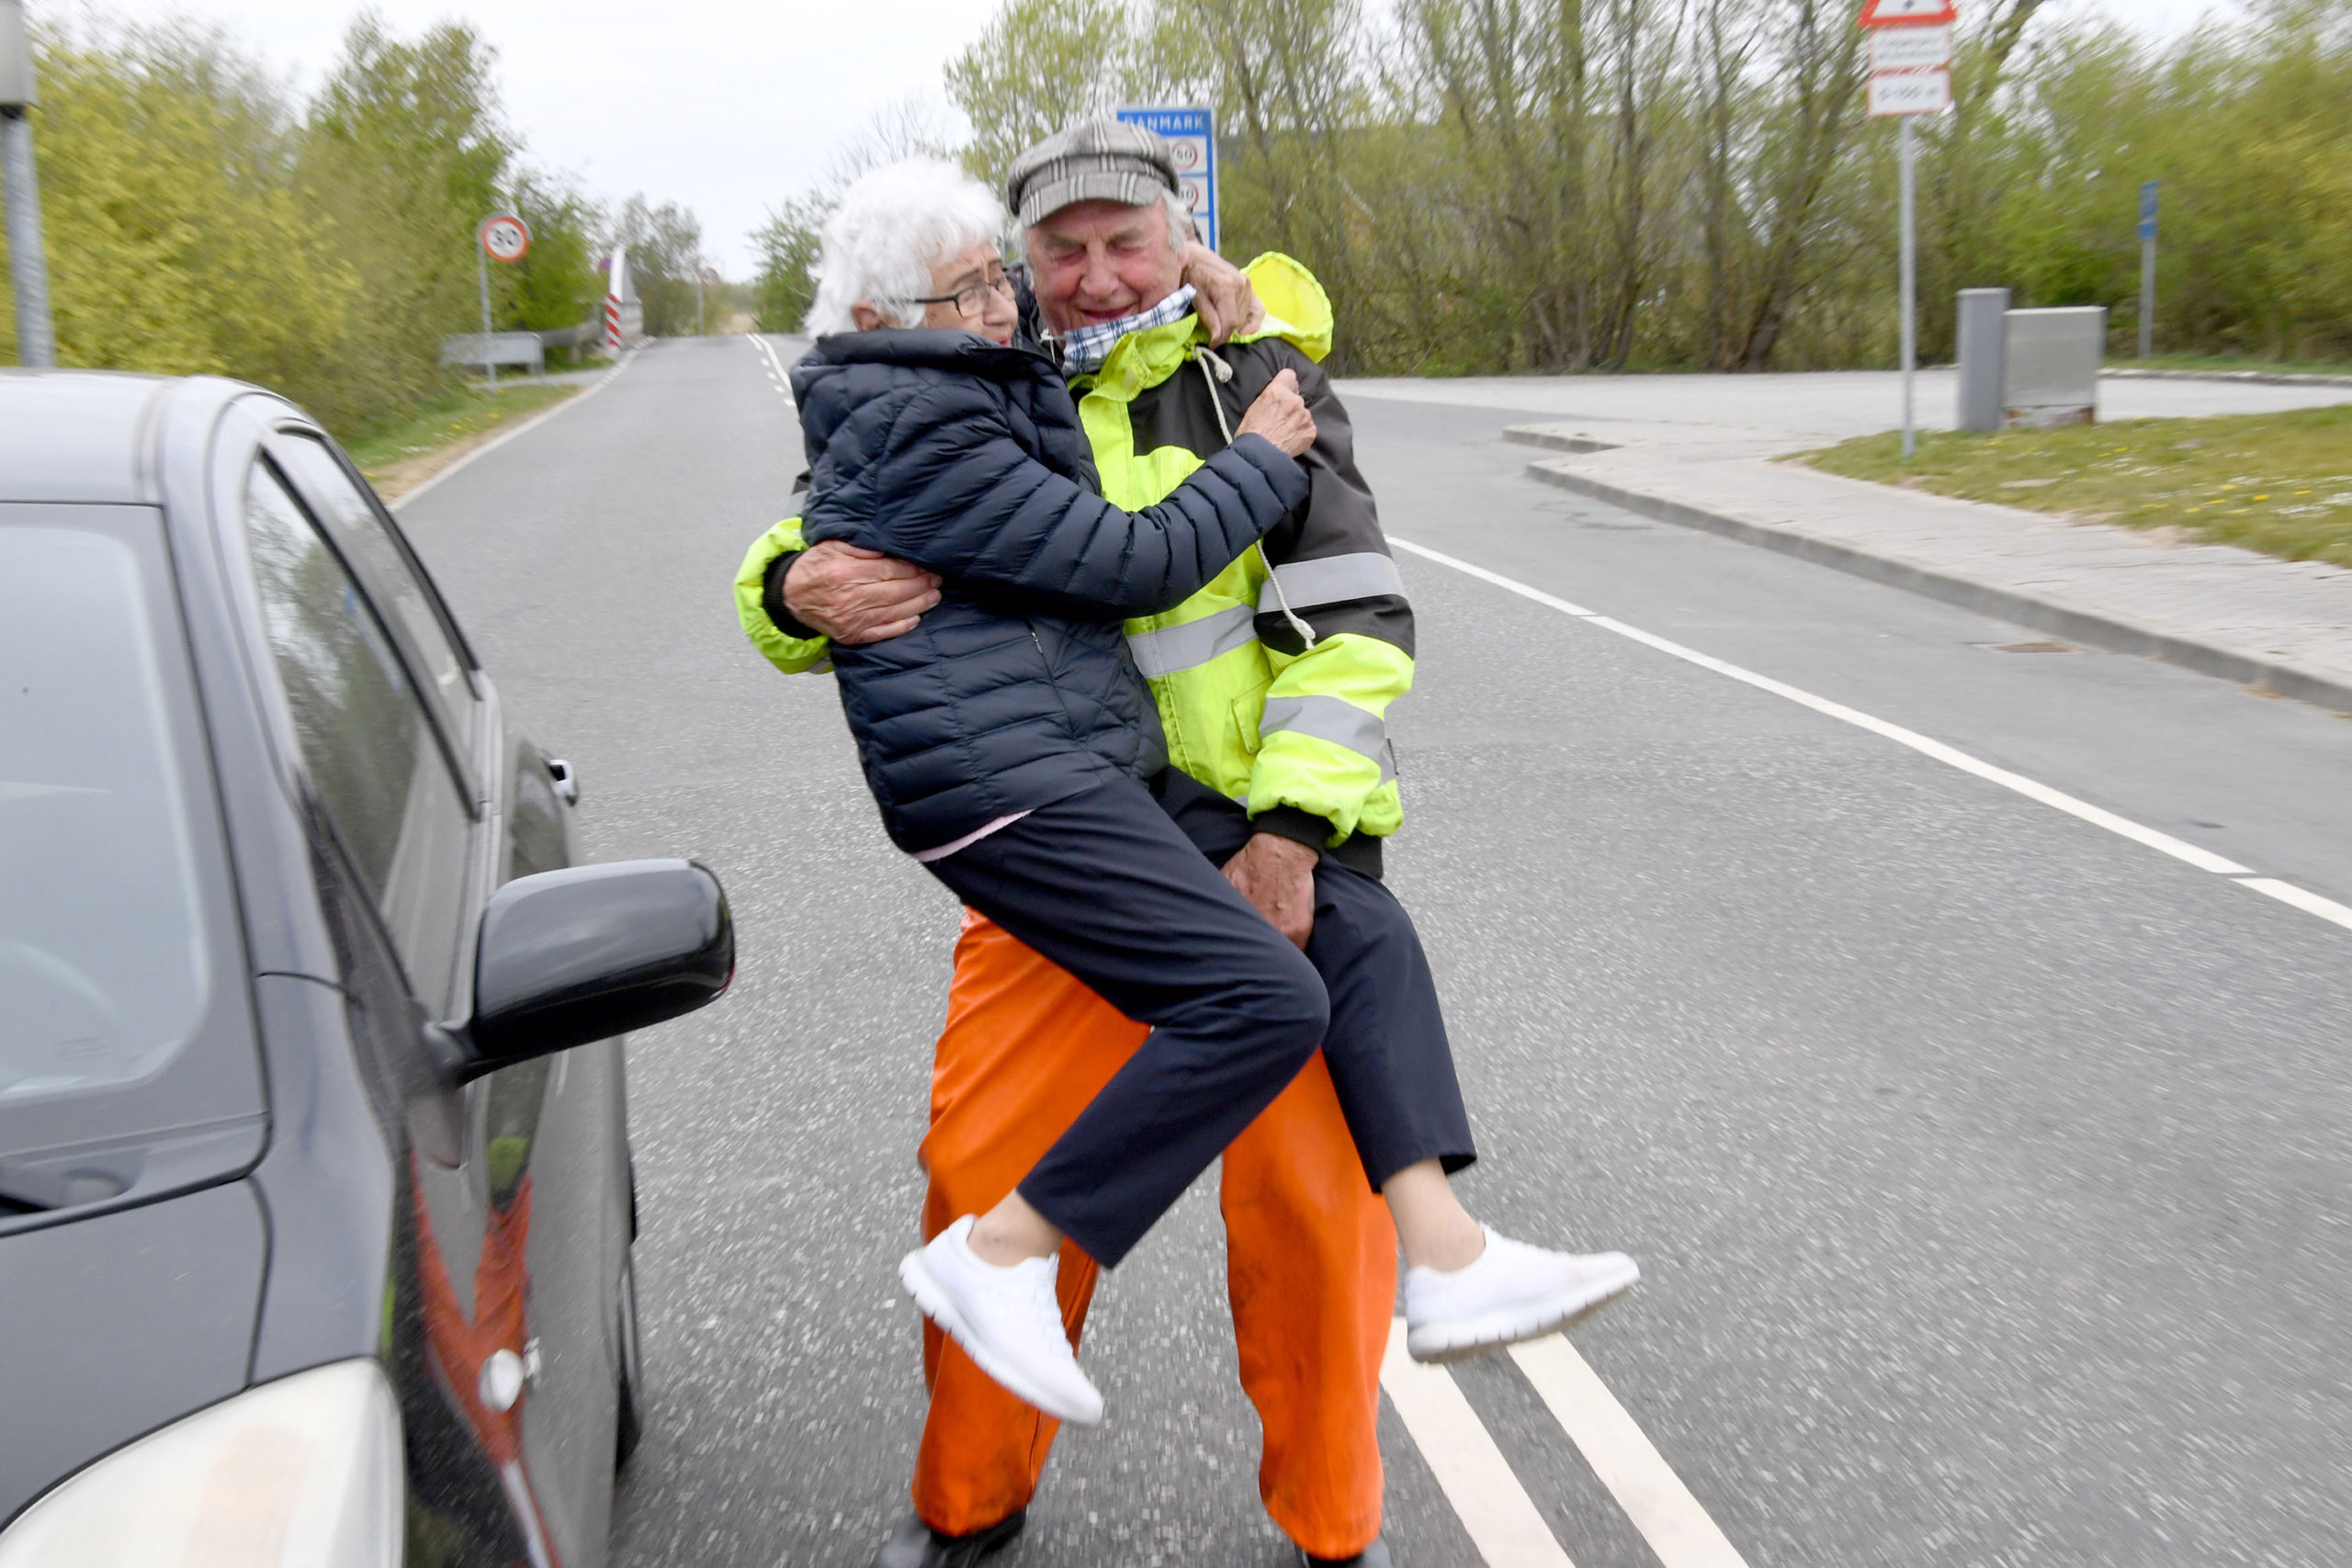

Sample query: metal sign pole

[1860,0,1954,458]
[476,243,498,393]
[0,107,51,367]
[2,0,56,368]
[2138,181,2159,360]
[1899,116,1918,459]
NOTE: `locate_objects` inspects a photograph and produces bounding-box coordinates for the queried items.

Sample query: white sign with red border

[1869,22,1952,70]
[1868,67,1954,117]
[1859,0,1956,24]
[479,213,531,264]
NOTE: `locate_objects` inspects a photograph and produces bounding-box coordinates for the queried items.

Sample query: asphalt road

[393,337,2352,1568]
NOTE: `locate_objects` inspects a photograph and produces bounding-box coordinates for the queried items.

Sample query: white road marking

[1510,1339,1750,1568]
[1380,1321,1577,1567]
[2233,875,2352,931]
[390,347,638,513]
[747,333,796,404]
[1389,536,2352,934]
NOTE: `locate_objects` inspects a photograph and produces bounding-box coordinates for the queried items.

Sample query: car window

[0,527,211,1106]
[270,434,479,739]
[243,462,473,1014]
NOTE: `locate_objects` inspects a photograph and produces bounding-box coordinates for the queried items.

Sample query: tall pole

[2138,181,2159,361]
[476,241,496,393]
[0,107,50,366]
[1,0,51,367]
[1899,116,1918,460]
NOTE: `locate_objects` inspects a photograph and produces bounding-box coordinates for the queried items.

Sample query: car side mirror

[431,859,733,1082]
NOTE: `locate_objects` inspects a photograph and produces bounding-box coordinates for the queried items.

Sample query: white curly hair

[804,159,1008,335]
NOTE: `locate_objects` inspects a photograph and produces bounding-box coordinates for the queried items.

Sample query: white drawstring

[1194,347,1317,652]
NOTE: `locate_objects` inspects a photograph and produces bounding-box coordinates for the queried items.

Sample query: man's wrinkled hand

[1223,831,1318,949]
[1184,242,1265,347]
[783,539,941,645]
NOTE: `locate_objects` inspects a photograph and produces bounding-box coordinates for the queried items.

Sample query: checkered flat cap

[1005,116,1179,228]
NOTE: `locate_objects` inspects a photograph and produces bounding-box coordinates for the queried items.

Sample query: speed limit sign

[480,213,531,264]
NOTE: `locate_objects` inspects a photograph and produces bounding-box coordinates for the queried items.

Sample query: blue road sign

[2140,181,2160,243]
[1116,106,1217,253]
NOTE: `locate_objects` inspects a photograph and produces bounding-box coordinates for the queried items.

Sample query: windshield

[0,526,210,1103]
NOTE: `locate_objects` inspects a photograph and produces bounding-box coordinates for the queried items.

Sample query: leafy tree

[0,19,358,399]
[609,193,707,336]
[298,11,514,423]
[1,7,718,422]
[752,195,826,333]
[505,168,604,337]
[946,0,1142,183]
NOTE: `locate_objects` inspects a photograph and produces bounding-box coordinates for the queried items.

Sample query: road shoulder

[1509,423,2352,715]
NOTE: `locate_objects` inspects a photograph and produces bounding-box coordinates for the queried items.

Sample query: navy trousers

[1154,769,1476,1190]
[922,771,1475,1268]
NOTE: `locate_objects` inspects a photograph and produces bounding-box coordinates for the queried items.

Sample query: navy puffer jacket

[792,329,1309,854]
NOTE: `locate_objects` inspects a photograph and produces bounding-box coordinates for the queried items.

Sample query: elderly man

[740,119,1424,1568]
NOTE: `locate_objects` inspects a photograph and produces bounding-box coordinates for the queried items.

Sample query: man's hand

[1223,832,1318,949]
[782,540,941,645]
[1184,242,1264,346]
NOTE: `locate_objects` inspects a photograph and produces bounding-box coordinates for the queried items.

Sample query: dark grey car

[0,370,729,1566]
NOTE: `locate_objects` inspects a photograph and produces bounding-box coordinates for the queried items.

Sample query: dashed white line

[1380,1321,1577,1568]
[1510,1338,1750,1568]
[747,332,796,405]
[1389,536,2352,935]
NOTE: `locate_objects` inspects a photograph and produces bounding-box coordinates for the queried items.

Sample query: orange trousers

[912,910,1396,1561]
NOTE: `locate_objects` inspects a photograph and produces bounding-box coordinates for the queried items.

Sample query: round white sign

[480,214,531,264]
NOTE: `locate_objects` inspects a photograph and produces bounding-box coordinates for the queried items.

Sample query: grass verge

[345,379,584,502]
[1800,404,2352,569]
[2112,353,2352,379]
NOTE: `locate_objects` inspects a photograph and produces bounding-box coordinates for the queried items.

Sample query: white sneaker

[1404,1226,1638,1364]
[899,1216,1104,1425]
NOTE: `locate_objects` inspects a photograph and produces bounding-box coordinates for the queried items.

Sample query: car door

[259,426,630,1566]
[233,436,622,1568]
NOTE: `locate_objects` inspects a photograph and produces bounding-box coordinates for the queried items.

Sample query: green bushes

[0,15,626,434]
[933,0,2352,376]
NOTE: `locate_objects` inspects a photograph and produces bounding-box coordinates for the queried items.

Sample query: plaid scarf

[1056,285,1197,374]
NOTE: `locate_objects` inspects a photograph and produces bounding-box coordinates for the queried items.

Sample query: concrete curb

[1519,454,2352,716]
[2102,367,2352,389]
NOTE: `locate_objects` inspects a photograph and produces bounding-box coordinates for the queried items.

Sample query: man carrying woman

[739,120,1634,1568]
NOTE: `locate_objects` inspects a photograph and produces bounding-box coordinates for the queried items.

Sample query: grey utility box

[1955,288,2010,432]
[2004,306,2106,429]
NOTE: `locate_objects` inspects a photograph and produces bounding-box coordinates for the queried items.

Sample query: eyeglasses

[910,269,1015,319]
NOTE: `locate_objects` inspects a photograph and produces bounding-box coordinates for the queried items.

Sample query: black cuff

[762,549,821,641]
[1249,805,1336,852]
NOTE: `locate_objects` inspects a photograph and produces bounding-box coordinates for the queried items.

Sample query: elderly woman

[790,159,1634,1430]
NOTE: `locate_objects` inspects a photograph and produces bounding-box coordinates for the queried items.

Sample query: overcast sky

[63,0,2238,275]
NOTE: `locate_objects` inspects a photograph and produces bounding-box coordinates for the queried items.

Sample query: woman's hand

[1184,243,1264,344]
[1235,368,1317,457]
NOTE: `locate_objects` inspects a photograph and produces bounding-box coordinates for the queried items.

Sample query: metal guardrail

[440,332,546,373]
[535,320,606,355]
